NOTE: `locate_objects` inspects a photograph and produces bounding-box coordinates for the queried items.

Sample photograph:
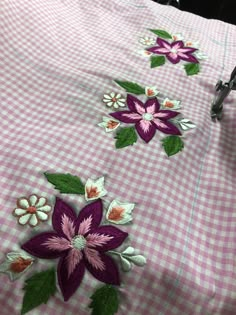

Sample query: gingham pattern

[1,0,236,314]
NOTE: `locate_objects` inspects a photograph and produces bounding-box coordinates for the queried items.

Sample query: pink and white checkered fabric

[1,0,236,314]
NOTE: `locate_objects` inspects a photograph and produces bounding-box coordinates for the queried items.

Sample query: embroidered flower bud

[145,86,159,98]
[106,200,135,225]
[0,252,34,281]
[85,177,107,201]
[98,117,120,133]
[172,33,184,41]
[162,98,181,110]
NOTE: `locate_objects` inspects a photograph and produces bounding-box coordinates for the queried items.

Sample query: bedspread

[1,1,236,314]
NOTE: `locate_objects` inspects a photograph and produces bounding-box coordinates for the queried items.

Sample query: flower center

[111,97,117,102]
[170,48,178,54]
[142,113,153,121]
[71,235,87,250]
[27,206,37,214]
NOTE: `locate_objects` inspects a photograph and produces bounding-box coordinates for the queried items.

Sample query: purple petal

[156,37,171,49]
[171,40,184,49]
[87,225,128,251]
[166,53,181,64]
[154,110,180,120]
[109,111,141,123]
[86,233,114,248]
[52,198,77,237]
[57,253,85,301]
[126,94,145,113]
[75,199,103,235]
[84,248,106,270]
[78,215,93,235]
[144,98,160,114]
[146,46,169,55]
[84,252,120,285]
[66,248,83,278]
[153,119,181,135]
[43,236,71,252]
[135,120,156,143]
[21,232,66,259]
[178,47,197,54]
[178,53,199,64]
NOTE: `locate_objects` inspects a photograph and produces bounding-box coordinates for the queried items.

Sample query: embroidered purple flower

[146,38,199,64]
[109,94,181,143]
[21,198,128,301]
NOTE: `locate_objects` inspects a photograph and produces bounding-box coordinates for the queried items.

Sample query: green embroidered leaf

[150,56,165,68]
[184,63,200,76]
[161,135,184,157]
[114,80,145,95]
[89,285,119,315]
[44,172,85,194]
[149,29,172,39]
[21,268,56,315]
[115,127,138,149]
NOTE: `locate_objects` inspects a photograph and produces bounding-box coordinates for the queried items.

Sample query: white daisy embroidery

[13,194,52,227]
[102,92,126,108]
[139,36,156,46]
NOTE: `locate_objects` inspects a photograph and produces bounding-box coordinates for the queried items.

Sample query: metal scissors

[211,66,236,121]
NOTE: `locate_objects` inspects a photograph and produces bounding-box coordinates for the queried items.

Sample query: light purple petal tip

[58,254,85,301]
[126,94,145,112]
[135,120,156,143]
[21,232,65,259]
[153,120,181,135]
[75,199,103,235]
[109,111,141,123]
[52,198,77,237]
[89,225,128,252]
[144,98,160,113]
[155,110,180,120]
